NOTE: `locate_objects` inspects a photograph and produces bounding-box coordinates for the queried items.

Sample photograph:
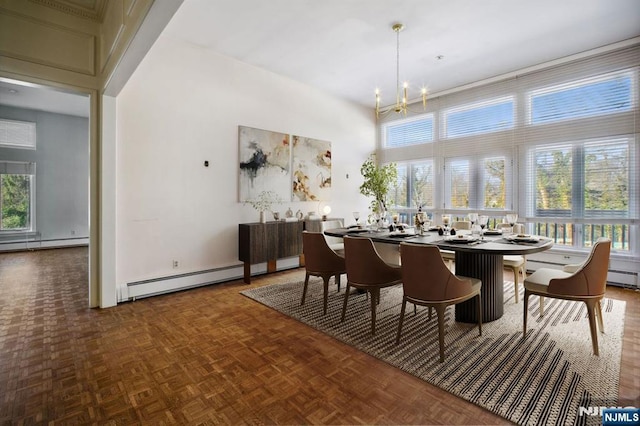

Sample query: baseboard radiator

[123,256,301,302]
[0,236,89,252]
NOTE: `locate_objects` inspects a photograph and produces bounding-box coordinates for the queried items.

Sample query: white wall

[115,34,375,293]
[0,105,89,247]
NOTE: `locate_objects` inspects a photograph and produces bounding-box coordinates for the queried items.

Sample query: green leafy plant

[359,154,397,213]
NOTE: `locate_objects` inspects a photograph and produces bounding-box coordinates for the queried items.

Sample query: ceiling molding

[28,0,106,22]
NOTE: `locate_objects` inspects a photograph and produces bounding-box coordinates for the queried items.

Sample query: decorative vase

[259,211,266,223]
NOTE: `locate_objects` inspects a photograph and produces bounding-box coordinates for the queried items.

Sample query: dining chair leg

[395,297,407,345]
[523,289,530,338]
[512,266,519,303]
[428,306,433,320]
[370,289,378,335]
[476,293,483,336]
[322,276,330,315]
[435,305,447,363]
[301,272,310,306]
[341,283,351,322]
[585,299,600,356]
[596,299,604,333]
[336,274,341,292]
[539,296,545,317]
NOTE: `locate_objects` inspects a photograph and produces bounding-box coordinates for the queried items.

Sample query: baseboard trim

[123,257,301,302]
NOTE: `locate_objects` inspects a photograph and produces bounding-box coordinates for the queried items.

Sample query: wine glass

[506,213,518,235]
[353,211,360,226]
[468,212,478,226]
[479,215,489,240]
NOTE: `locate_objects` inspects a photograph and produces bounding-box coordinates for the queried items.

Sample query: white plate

[507,234,540,242]
[444,235,477,243]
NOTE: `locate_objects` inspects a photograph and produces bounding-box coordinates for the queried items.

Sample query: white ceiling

[2,0,639,116]
[163,0,640,108]
[0,79,89,118]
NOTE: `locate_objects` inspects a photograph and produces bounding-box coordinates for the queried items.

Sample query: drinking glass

[353,211,360,225]
[479,215,489,240]
[468,212,478,226]
[506,213,518,235]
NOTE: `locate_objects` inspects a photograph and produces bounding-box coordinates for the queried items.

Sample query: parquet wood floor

[0,247,638,425]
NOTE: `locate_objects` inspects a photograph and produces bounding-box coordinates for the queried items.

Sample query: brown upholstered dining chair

[523,238,611,356]
[342,236,402,335]
[301,231,346,315]
[397,242,482,362]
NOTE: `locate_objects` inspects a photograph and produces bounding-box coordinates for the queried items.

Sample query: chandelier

[375,23,427,118]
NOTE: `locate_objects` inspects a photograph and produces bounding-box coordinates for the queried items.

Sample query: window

[443,96,514,138]
[529,71,633,125]
[527,138,632,250]
[530,144,573,217]
[378,49,638,258]
[0,119,36,149]
[383,115,434,148]
[388,160,435,212]
[444,156,509,210]
[584,140,629,219]
[0,162,35,232]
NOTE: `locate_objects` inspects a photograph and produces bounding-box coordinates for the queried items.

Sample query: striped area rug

[241,279,625,426]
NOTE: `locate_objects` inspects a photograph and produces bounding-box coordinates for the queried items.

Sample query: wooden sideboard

[238,220,304,283]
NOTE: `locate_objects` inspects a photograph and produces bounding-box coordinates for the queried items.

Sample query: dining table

[324,226,554,323]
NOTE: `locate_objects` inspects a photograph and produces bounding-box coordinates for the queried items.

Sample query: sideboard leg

[267,259,277,273]
[243,262,251,284]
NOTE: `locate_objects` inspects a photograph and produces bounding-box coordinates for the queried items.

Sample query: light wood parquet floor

[0,247,638,425]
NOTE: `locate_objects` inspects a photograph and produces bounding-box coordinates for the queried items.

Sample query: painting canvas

[238,126,291,202]
[291,135,331,201]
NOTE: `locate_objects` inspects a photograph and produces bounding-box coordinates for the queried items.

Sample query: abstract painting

[238,126,291,202]
[291,135,331,201]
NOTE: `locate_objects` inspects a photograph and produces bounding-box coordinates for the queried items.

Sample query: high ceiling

[163,0,640,108]
[2,0,639,116]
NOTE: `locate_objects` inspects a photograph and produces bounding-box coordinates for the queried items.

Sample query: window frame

[0,162,36,233]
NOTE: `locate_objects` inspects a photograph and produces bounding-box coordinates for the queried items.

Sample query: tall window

[388,160,435,211]
[444,156,509,210]
[531,144,572,217]
[527,138,632,250]
[0,162,35,232]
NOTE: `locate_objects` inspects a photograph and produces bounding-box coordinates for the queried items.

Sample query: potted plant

[244,190,283,223]
[359,154,397,225]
